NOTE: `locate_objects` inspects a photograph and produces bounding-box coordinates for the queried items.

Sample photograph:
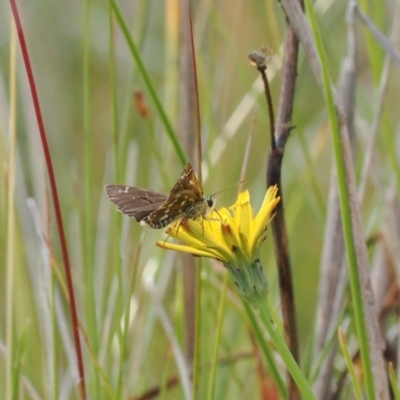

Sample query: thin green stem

[242,301,286,398]
[193,259,202,400]
[6,22,17,400]
[304,1,376,398]
[51,274,58,399]
[110,0,187,166]
[338,328,363,400]
[206,271,229,400]
[309,305,347,385]
[357,0,383,82]
[107,5,126,399]
[108,8,120,184]
[83,1,99,395]
[257,302,316,400]
[388,363,400,400]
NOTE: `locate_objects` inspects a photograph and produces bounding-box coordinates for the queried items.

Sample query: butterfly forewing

[169,162,204,197]
[142,163,208,228]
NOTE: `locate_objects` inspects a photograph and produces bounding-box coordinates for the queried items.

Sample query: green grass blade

[338,328,363,400]
[388,363,400,400]
[242,301,286,398]
[110,0,187,166]
[303,1,376,398]
[206,272,229,400]
[256,301,316,399]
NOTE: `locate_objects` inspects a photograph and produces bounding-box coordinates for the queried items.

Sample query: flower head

[156,185,280,305]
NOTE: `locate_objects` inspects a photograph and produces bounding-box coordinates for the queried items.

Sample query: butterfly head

[205,195,216,215]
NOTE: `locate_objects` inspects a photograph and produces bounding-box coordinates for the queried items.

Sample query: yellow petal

[167,218,234,262]
[156,186,279,267]
[156,241,219,259]
[230,190,254,239]
[248,186,280,255]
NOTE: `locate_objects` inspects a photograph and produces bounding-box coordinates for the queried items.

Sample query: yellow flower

[156,185,280,305]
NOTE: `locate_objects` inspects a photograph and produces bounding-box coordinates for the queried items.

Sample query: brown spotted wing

[105,163,214,229]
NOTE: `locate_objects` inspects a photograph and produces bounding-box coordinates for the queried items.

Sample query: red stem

[186,1,203,183]
[9,1,86,398]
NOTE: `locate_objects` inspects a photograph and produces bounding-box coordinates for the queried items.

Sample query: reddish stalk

[9,1,86,398]
[249,41,301,399]
[267,26,301,400]
[187,1,203,181]
[184,3,203,399]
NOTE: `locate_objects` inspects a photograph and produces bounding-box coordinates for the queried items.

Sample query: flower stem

[206,271,229,400]
[256,302,316,400]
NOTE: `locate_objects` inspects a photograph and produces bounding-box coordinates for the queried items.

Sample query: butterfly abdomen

[141,213,183,229]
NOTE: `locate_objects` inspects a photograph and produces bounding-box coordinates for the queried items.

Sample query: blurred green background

[1,0,398,398]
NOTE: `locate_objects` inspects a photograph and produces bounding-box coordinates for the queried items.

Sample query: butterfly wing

[105,185,167,222]
[142,163,205,228]
[169,162,203,197]
[106,163,206,229]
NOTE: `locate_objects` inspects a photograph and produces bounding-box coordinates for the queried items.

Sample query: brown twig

[178,0,198,371]
[266,26,301,400]
[249,12,302,400]
[248,49,276,150]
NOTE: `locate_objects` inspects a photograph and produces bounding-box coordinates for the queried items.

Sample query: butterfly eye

[207,196,214,207]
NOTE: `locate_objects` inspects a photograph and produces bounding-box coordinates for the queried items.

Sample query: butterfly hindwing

[105,185,167,222]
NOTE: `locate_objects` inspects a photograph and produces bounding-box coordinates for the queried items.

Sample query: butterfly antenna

[210,180,246,197]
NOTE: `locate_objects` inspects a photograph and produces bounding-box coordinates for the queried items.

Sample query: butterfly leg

[208,209,223,222]
[162,234,171,246]
[175,217,187,235]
